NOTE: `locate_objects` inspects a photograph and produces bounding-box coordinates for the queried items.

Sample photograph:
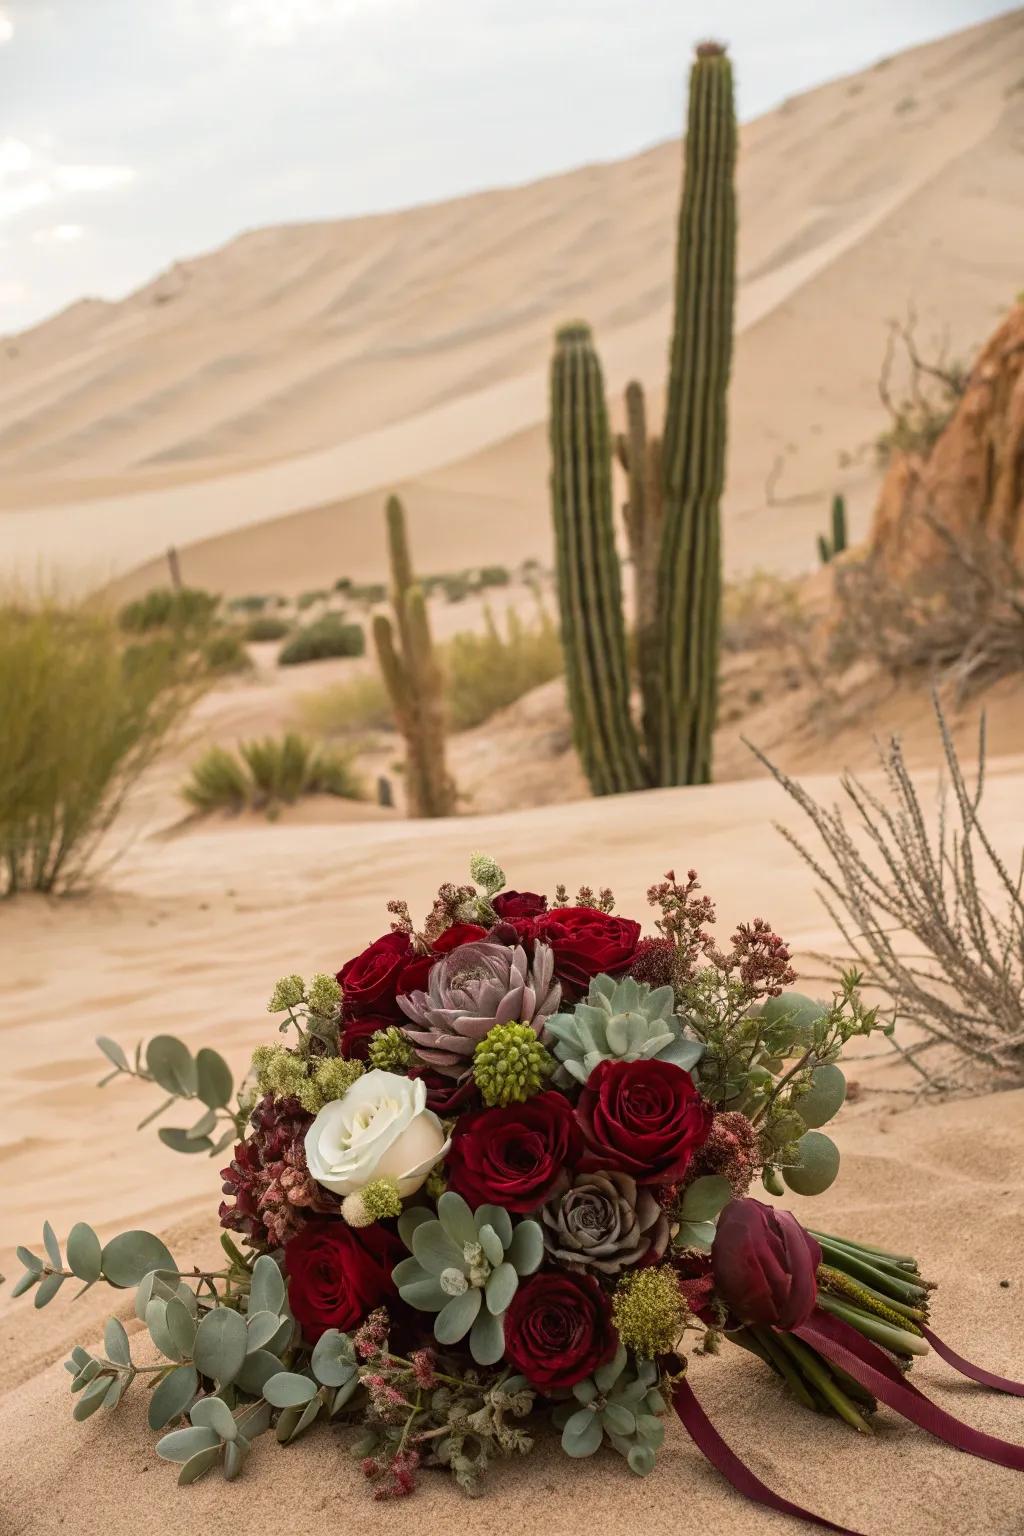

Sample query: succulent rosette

[17,856,981,1525]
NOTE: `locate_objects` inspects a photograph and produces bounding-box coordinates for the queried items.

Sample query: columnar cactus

[655,42,737,786]
[614,380,663,765]
[372,495,455,818]
[818,493,848,564]
[549,323,646,796]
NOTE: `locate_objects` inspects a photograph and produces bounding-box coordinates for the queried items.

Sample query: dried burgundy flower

[219,1094,332,1246]
[711,1197,821,1329]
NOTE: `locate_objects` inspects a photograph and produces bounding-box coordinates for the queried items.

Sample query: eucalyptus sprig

[95,1033,247,1156]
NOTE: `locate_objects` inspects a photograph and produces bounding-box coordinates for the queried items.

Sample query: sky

[0,0,1012,332]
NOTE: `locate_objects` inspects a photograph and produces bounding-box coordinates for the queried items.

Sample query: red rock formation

[869,303,1024,576]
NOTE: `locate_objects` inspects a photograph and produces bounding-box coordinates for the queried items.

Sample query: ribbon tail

[794,1313,1024,1472]
[671,1375,868,1536]
[922,1326,1024,1398]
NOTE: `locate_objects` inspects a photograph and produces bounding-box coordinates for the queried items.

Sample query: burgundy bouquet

[11,856,1024,1526]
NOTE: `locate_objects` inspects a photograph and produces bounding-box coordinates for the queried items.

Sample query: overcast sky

[0,0,1010,333]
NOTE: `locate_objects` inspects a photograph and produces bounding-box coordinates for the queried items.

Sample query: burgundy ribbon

[794,1310,1024,1472]
[922,1326,1024,1398]
[672,1375,867,1535]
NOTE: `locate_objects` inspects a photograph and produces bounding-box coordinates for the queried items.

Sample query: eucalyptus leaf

[331,1376,360,1415]
[310,1329,357,1388]
[679,1175,733,1223]
[156,1424,220,1462]
[177,1445,221,1485]
[146,1299,182,1361]
[223,1438,248,1481]
[675,1218,716,1253]
[165,1295,197,1358]
[34,1271,64,1308]
[190,1395,238,1441]
[233,1349,281,1396]
[193,1306,247,1386]
[148,1365,199,1431]
[238,1400,272,1440]
[146,1035,196,1096]
[283,1393,324,1443]
[263,1371,318,1408]
[603,1402,636,1437]
[72,1374,114,1421]
[195,1048,234,1110]
[104,1317,132,1367]
[627,1442,657,1476]
[783,1131,840,1196]
[247,1254,285,1316]
[72,1359,102,1391]
[11,1271,37,1299]
[561,1408,603,1458]
[42,1221,62,1271]
[186,1108,218,1140]
[103,1374,127,1410]
[15,1246,43,1275]
[96,1035,130,1071]
[66,1223,102,1283]
[158,1128,214,1155]
[244,1310,283,1354]
[274,1404,303,1444]
[101,1231,177,1289]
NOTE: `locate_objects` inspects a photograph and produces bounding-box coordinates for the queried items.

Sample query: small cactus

[817,493,848,564]
[373,495,455,818]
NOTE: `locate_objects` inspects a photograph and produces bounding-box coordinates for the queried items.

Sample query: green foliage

[472,1022,555,1106]
[297,671,393,736]
[278,614,365,666]
[243,614,291,642]
[297,588,329,610]
[201,628,252,675]
[95,1032,243,1157]
[443,606,563,731]
[549,321,646,796]
[554,1345,666,1476]
[183,733,364,815]
[0,601,194,896]
[818,494,848,565]
[118,586,219,635]
[546,973,703,1085]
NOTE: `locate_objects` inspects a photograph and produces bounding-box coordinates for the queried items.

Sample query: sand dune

[1,11,1023,594]
[2,762,1024,1534]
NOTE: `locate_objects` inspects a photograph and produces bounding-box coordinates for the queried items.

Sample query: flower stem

[773,1332,874,1434]
[815,1294,931,1357]
[750,1327,818,1412]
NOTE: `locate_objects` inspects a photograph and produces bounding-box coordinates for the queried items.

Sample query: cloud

[32,222,85,244]
[0,137,134,222]
[0,9,12,45]
[224,0,342,46]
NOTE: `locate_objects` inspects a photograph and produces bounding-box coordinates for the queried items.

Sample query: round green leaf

[104,1317,132,1367]
[474,1204,512,1248]
[244,1310,283,1354]
[165,1295,197,1358]
[679,1175,732,1223]
[178,1445,221,1485]
[796,1064,847,1129]
[247,1254,285,1316]
[158,1127,214,1155]
[783,1131,841,1196]
[411,1222,464,1276]
[148,1365,199,1430]
[101,1230,177,1289]
[627,1442,657,1476]
[190,1395,238,1441]
[156,1423,220,1462]
[234,1349,281,1396]
[146,1035,196,1096]
[311,1330,357,1388]
[434,1285,481,1345]
[603,1401,636,1437]
[263,1371,318,1408]
[193,1306,247,1386]
[96,1036,130,1071]
[66,1223,102,1283]
[195,1048,234,1110]
[562,1408,603,1458]
[759,992,826,1053]
[506,1219,543,1275]
[34,1271,64,1308]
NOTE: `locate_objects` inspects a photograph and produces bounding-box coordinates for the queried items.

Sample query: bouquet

[10,857,1024,1530]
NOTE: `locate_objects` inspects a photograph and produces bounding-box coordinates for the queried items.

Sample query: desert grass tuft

[183,732,364,816]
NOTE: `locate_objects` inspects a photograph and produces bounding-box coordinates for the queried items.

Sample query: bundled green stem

[373,496,456,817]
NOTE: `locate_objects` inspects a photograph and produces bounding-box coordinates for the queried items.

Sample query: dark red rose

[396,923,488,997]
[504,1272,617,1391]
[446,1092,582,1213]
[493,891,548,921]
[577,1059,712,1184]
[338,931,412,1016]
[711,1198,821,1330]
[532,907,641,1000]
[339,1013,393,1061]
[285,1218,405,1342]
[408,1065,481,1116]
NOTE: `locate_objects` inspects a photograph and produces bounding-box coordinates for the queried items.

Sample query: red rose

[504,1272,617,1391]
[577,1059,712,1184]
[532,907,641,1000]
[446,1092,582,1213]
[338,932,412,1016]
[338,1013,392,1061]
[396,923,488,998]
[493,891,548,921]
[285,1219,405,1342]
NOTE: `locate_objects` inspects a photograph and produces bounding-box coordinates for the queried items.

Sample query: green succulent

[393,1192,543,1365]
[554,1344,667,1476]
[545,973,703,1086]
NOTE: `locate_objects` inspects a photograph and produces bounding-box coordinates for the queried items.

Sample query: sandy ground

[1,11,1023,596]
[2,760,1024,1535]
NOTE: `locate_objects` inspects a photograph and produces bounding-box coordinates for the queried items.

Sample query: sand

[2,763,1024,1535]
[1,11,1023,597]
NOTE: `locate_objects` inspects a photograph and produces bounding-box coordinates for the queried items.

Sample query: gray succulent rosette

[540,1171,669,1276]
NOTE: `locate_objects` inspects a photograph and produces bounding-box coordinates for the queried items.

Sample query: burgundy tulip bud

[711,1197,821,1330]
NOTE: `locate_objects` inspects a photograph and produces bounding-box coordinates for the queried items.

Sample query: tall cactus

[372,495,455,818]
[655,41,737,786]
[614,379,664,765]
[549,323,646,796]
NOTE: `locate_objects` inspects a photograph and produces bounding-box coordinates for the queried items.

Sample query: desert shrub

[244,614,291,643]
[830,522,1024,702]
[875,314,968,467]
[441,573,472,604]
[755,695,1024,1088]
[0,602,192,895]
[348,581,387,607]
[278,615,365,666]
[183,732,363,816]
[118,586,219,635]
[443,607,563,731]
[298,671,392,736]
[227,594,270,614]
[334,577,353,594]
[721,571,808,653]
[201,629,252,675]
[297,588,329,611]
[478,564,510,588]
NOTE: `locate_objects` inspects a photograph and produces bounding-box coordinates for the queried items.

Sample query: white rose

[304,1068,449,1198]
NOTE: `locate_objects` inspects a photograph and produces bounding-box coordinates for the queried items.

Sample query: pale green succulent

[393,1192,543,1366]
[545,973,703,1085]
[553,1344,667,1476]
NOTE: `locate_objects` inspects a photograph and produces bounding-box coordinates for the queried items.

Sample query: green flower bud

[307,972,342,1017]
[473,1022,555,1107]
[367,1026,414,1072]
[612,1267,688,1359]
[469,851,506,896]
[297,1056,364,1114]
[267,974,305,1013]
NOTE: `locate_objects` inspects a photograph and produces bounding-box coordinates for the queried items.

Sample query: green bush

[243,614,291,643]
[441,573,472,604]
[118,586,219,635]
[443,607,563,730]
[347,581,387,607]
[478,565,511,588]
[298,671,392,736]
[201,629,251,675]
[298,588,330,611]
[278,615,365,666]
[183,732,364,816]
[227,594,269,614]
[0,602,193,895]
